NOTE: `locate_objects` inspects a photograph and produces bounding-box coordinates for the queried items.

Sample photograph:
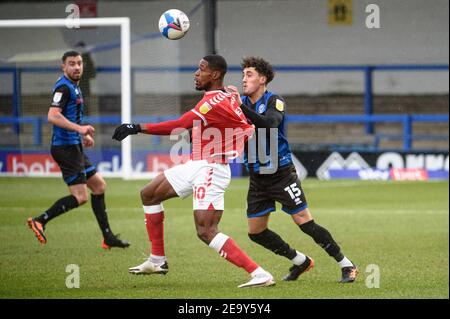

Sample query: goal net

[0,17,187,179]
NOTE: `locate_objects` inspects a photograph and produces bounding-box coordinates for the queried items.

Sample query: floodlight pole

[204,0,217,54]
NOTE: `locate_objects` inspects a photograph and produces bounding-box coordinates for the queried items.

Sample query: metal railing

[284,114,448,151]
[1,63,448,151]
[1,63,448,132]
[1,114,448,152]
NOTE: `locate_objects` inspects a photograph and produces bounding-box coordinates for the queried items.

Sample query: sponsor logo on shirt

[258,104,266,113]
[275,99,284,112]
[199,102,212,114]
[53,92,63,103]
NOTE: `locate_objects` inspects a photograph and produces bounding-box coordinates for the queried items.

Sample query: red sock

[209,233,259,273]
[144,210,165,257]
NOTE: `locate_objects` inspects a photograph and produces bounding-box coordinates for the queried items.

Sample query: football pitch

[0,177,448,299]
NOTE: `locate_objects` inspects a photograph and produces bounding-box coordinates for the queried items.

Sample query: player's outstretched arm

[112,111,199,141]
[239,104,283,129]
[226,85,282,129]
[112,124,142,141]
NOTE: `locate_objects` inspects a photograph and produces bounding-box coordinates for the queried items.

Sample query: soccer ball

[158,9,190,40]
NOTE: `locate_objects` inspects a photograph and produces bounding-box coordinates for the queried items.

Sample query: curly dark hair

[241,56,275,84]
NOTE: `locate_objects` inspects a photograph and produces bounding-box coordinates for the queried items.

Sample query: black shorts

[51,144,97,186]
[246,164,308,218]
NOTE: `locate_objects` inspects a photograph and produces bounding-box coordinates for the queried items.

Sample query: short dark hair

[203,54,227,79]
[62,50,81,63]
[241,56,275,84]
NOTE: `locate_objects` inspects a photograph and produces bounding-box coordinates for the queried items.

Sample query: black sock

[299,220,344,262]
[35,195,79,225]
[91,193,112,238]
[249,228,297,260]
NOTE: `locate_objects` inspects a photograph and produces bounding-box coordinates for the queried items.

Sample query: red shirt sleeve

[144,110,202,135]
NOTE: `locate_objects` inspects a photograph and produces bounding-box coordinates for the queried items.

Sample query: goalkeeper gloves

[112,124,142,141]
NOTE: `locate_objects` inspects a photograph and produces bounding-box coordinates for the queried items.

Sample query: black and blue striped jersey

[50,75,84,146]
[241,90,293,173]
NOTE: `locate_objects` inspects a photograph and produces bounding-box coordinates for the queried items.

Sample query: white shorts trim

[163,160,231,210]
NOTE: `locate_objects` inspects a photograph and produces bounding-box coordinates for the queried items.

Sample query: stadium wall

[0,0,448,95]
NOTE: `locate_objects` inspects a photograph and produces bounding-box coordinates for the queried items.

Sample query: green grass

[0,177,448,299]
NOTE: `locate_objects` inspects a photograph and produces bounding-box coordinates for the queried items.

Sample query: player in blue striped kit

[27,51,129,250]
[229,56,357,283]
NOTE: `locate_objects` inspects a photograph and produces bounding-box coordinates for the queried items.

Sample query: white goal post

[0,18,132,179]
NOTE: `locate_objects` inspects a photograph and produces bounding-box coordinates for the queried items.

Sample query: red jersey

[190,90,254,162]
[144,89,254,163]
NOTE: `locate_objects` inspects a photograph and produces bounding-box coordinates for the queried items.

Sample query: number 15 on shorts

[284,183,303,205]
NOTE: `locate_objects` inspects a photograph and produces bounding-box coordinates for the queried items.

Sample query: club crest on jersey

[75,88,79,95]
[53,92,62,103]
[258,104,266,113]
[199,102,212,114]
[276,99,284,112]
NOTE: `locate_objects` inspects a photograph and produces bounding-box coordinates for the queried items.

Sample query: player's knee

[96,180,106,194]
[87,173,107,194]
[196,229,209,243]
[140,188,156,205]
[74,193,88,205]
[91,182,106,195]
[292,208,313,225]
[196,228,215,244]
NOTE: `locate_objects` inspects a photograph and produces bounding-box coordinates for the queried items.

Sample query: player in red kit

[112,55,274,288]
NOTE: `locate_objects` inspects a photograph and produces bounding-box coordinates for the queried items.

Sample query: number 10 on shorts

[194,186,206,200]
[284,183,302,205]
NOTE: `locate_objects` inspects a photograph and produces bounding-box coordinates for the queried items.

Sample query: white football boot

[238,271,275,288]
[128,259,169,275]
